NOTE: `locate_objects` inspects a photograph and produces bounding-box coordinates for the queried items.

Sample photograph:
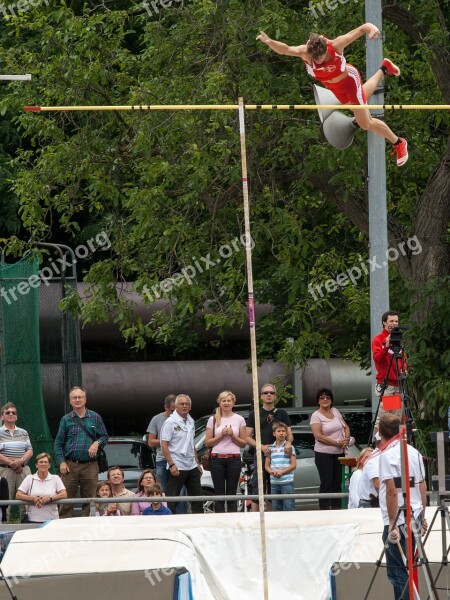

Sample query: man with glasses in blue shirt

[246,384,293,511]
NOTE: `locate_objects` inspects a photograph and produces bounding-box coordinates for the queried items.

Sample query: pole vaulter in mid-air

[256,22,409,167]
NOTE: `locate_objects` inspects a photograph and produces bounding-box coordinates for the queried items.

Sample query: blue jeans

[156,460,168,492]
[271,481,295,511]
[382,523,416,600]
[156,460,187,514]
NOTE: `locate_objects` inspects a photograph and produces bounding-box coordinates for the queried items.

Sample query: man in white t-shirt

[147,394,188,514]
[378,414,427,600]
[161,394,204,514]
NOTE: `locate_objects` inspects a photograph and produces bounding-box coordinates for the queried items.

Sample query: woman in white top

[17,453,67,523]
[310,387,351,510]
[205,391,246,512]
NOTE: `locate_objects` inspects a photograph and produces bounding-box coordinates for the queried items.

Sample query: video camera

[389,325,411,350]
[389,326,403,348]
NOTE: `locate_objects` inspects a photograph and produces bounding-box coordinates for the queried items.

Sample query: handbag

[97,448,109,473]
[74,416,109,473]
[201,419,215,470]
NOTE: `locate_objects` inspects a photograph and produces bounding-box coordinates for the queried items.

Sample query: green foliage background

[0,0,449,427]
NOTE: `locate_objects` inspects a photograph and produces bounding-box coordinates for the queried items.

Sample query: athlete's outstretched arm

[332,22,380,54]
[256,31,306,58]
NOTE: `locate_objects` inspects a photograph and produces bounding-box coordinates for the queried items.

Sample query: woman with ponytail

[205,391,246,512]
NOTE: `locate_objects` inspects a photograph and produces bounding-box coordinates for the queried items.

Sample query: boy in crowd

[142,484,172,516]
[265,422,297,511]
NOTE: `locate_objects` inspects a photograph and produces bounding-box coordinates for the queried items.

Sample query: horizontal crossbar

[24,103,450,112]
[0,74,31,81]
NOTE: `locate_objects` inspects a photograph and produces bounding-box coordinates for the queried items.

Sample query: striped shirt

[0,426,32,459]
[54,410,108,463]
[269,442,295,484]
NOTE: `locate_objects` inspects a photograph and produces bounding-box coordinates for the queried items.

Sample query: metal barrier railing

[1,489,447,518]
[1,493,348,517]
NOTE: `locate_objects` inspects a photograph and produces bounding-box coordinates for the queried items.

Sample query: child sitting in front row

[142,484,172,516]
[265,421,297,511]
[94,481,121,516]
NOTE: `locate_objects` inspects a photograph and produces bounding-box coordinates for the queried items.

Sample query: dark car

[98,437,155,491]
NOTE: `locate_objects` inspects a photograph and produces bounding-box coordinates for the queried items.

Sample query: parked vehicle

[196,424,361,511]
[195,405,372,447]
[98,437,155,491]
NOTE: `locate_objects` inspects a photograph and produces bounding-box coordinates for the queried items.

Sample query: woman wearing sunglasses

[310,387,353,510]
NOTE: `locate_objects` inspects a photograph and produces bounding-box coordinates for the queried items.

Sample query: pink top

[132,490,167,515]
[310,407,346,455]
[206,413,246,454]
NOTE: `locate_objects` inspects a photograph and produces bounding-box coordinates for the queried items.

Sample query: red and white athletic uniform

[304,39,367,105]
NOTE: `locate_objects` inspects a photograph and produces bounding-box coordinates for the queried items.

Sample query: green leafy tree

[0,0,448,423]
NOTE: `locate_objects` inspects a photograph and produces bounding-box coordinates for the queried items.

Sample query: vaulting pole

[24,104,450,112]
[238,96,269,600]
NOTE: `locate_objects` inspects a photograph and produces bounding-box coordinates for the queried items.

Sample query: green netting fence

[0,255,53,457]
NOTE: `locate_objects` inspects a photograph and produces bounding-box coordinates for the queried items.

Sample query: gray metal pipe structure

[38,285,370,419]
[365,1,390,415]
[38,284,274,342]
[41,358,370,419]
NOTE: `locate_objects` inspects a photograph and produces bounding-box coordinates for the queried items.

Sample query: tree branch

[309,170,412,278]
[382,1,450,102]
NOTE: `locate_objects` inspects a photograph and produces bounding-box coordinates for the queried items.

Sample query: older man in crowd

[54,386,108,518]
[161,394,203,514]
[0,402,33,521]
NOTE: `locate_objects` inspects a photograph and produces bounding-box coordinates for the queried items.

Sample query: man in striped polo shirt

[0,402,33,520]
[265,421,296,511]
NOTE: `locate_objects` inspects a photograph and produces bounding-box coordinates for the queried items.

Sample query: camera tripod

[419,430,450,597]
[369,344,415,446]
